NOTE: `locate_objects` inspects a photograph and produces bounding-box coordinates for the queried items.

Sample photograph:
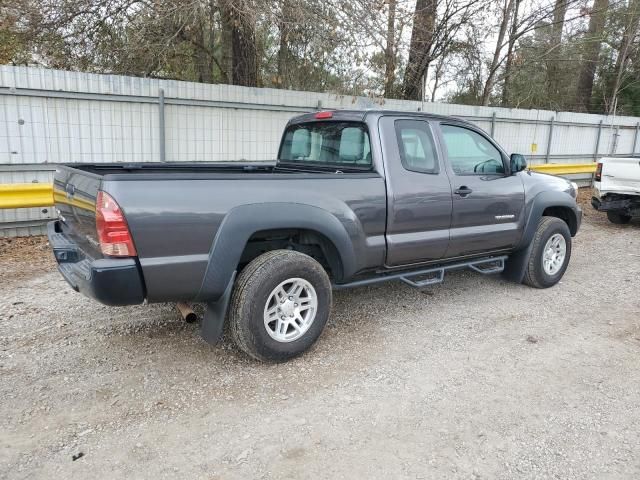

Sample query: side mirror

[510,153,527,173]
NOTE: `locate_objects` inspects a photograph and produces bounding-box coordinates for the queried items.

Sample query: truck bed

[68,161,374,179]
[52,162,387,304]
[69,161,277,177]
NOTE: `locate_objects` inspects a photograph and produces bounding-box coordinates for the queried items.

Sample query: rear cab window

[279,122,372,170]
[394,120,439,174]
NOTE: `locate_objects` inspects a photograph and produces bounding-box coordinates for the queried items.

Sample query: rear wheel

[523,216,572,289]
[229,250,332,362]
[606,211,632,224]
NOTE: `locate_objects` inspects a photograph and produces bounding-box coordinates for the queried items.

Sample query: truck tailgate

[49,165,146,305]
[52,166,103,259]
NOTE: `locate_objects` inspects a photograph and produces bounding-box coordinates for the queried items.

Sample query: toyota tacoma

[48,110,582,362]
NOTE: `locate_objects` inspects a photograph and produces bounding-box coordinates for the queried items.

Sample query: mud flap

[502,242,534,284]
[200,271,236,345]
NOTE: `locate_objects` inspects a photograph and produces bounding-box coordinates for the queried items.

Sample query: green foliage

[1,0,639,115]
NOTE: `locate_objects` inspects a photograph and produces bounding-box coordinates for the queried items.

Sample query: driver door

[436,122,525,258]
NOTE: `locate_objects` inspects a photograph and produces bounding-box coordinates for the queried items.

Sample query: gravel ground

[1,192,639,480]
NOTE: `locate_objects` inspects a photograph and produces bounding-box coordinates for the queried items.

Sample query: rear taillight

[96,191,137,257]
[595,162,603,182]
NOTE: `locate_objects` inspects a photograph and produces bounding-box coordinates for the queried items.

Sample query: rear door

[381,116,453,266]
[435,122,525,258]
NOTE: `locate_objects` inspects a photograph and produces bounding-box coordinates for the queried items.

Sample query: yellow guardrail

[0,163,595,210]
[52,187,96,212]
[529,163,596,175]
[0,183,54,209]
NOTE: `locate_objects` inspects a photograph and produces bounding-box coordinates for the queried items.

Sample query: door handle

[454,186,473,197]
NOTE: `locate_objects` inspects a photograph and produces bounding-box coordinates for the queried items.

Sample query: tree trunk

[608,0,640,114]
[545,0,568,104]
[403,0,437,101]
[501,0,521,107]
[277,0,292,88]
[430,60,442,102]
[574,0,609,113]
[195,4,216,84]
[219,0,233,84]
[482,0,516,106]
[384,0,397,98]
[228,1,258,87]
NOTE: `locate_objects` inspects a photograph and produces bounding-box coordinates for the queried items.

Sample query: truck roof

[288,109,475,127]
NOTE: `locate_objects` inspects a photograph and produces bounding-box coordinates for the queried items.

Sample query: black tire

[229,250,332,362]
[523,216,572,289]
[607,211,632,224]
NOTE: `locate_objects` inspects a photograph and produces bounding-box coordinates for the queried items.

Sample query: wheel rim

[263,278,318,343]
[542,233,567,276]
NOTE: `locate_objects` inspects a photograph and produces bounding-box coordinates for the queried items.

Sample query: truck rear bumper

[591,195,640,215]
[47,221,145,306]
[591,195,618,211]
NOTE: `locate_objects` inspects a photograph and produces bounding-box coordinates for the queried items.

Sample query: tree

[2,0,637,116]
[404,0,437,100]
[480,0,581,108]
[615,45,640,115]
[575,0,609,112]
[276,0,293,88]
[445,25,485,104]
[221,0,258,86]
[500,0,521,106]
[481,0,516,105]
[403,0,483,101]
[608,0,640,113]
[545,0,569,102]
[384,0,397,97]
[0,1,32,65]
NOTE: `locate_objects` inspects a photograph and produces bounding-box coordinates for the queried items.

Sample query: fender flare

[504,190,579,283]
[517,190,579,249]
[195,203,357,302]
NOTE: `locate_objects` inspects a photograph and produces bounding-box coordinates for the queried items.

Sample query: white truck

[592,157,640,224]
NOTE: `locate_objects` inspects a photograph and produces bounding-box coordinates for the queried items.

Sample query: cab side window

[395,120,439,174]
[441,124,505,175]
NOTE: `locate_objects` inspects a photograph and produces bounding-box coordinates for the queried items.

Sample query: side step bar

[333,256,507,290]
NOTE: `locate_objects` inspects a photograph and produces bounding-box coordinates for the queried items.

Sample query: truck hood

[523,170,575,194]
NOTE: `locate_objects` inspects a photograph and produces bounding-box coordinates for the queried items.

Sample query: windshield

[278,122,372,169]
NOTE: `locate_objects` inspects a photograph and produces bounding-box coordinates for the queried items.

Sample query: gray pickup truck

[48,109,582,361]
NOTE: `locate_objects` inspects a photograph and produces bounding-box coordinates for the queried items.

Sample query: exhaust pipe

[176,302,197,323]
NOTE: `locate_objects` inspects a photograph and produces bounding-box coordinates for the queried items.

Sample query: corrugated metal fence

[2,66,640,236]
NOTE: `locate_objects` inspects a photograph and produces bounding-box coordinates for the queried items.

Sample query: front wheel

[607,211,632,224]
[229,250,332,362]
[523,216,572,289]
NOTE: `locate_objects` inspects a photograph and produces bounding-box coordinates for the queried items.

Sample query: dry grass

[0,236,56,281]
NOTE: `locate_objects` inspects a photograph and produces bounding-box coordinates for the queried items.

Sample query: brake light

[96,191,137,257]
[315,111,333,119]
[595,162,602,182]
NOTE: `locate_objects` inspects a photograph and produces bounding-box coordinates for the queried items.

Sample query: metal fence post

[633,122,639,156]
[159,88,166,162]
[545,116,554,163]
[594,120,603,161]
[611,125,620,154]
[490,112,496,138]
